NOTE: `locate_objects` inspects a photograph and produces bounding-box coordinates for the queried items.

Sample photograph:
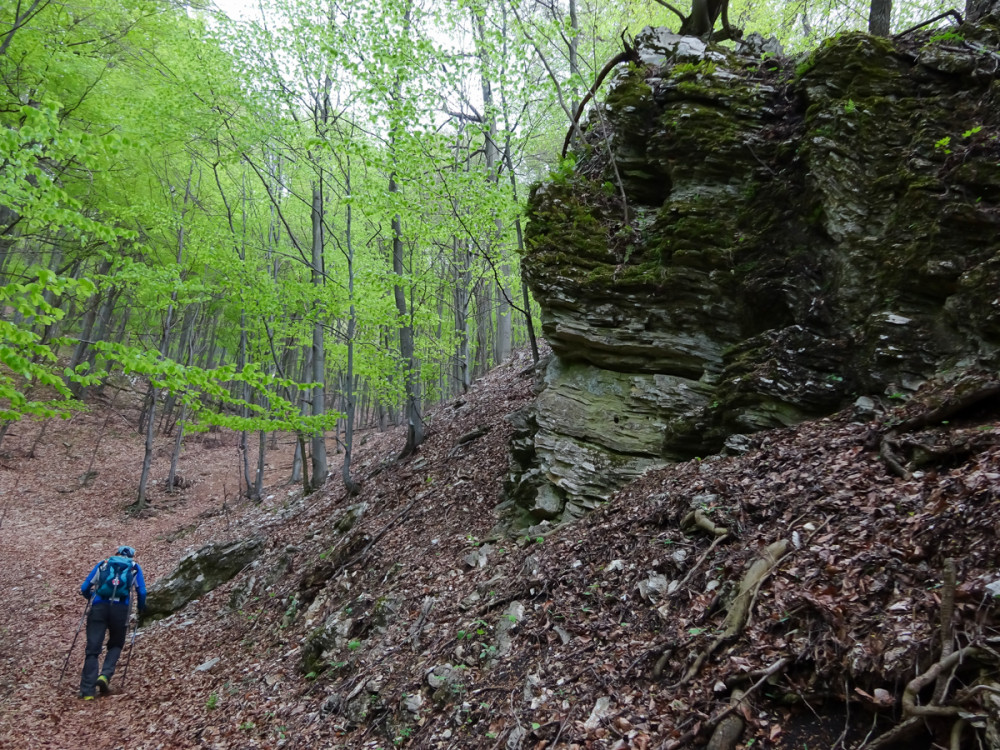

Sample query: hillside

[1,349,998,749]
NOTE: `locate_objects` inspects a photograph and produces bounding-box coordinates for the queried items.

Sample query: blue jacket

[81,559,147,610]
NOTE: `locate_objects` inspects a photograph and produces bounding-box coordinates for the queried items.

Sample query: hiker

[78,545,147,699]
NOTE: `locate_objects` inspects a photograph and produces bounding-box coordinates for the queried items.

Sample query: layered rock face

[509,22,1000,525]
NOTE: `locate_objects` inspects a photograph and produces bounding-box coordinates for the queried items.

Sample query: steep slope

[3,349,997,749]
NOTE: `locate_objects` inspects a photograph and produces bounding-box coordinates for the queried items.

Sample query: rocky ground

[0,350,998,750]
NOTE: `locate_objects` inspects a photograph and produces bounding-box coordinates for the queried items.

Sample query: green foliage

[929,30,964,43]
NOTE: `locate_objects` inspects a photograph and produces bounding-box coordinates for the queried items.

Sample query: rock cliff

[510,21,1000,525]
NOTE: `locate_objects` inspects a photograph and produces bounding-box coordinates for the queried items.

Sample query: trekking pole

[58,590,93,689]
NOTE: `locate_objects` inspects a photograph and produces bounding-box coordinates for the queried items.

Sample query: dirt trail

[0,391,303,748]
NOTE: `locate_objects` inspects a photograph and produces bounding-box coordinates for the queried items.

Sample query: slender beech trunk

[309,182,329,488]
[341,164,360,495]
[473,8,512,365]
[389,3,424,459]
[136,164,194,510]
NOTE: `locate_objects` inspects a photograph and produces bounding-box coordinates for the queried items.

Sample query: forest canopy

[0,0,957,502]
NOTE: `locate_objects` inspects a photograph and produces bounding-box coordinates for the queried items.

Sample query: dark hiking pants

[79,601,129,696]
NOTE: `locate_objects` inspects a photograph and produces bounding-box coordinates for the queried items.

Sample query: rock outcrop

[510,21,1000,524]
[144,537,265,619]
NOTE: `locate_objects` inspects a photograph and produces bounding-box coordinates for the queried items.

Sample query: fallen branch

[877,379,1000,478]
[895,381,1000,433]
[933,558,957,704]
[893,8,963,37]
[334,498,418,577]
[448,425,492,457]
[676,532,729,591]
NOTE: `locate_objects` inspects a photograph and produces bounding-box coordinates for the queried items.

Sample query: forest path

[0,390,309,748]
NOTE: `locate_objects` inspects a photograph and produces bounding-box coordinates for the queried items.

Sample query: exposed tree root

[706,688,746,750]
[681,508,729,537]
[673,539,789,687]
[877,379,1000,479]
[663,658,789,750]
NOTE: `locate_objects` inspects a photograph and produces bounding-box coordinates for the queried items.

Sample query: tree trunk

[471,8,513,367]
[453,237,472,392]
[309,180,329,489]
[136,383,157,508]
[868,0,891,35]
[966,0,998,20]
[392,192,424,458]
[386,2,423,460]
[341,174,360,495]
[473,279,492,378]
[68,257,113,394]
[166,402,186,492]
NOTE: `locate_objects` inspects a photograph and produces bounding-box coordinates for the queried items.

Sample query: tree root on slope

[859,557,1000,749]
[876,379,1000,480]
[672,539,789,689]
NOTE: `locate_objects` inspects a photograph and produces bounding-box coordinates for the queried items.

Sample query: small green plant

[394,727,414,745]
[688,627,706,635]
[935,136,952,154]
[550,155,577,185]
[305,671,318,680]
[282,595,298,627]
[843,99,856,114]
[963,125,982,138]
[239,721,256,730]
[794,55,816,77]
[206,693,219,710]
[929,29,964,43]
[348,639,361,651]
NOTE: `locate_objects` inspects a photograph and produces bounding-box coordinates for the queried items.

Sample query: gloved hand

[80,587,92,600]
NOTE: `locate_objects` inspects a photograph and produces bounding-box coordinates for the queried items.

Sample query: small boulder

[144,537,264,619]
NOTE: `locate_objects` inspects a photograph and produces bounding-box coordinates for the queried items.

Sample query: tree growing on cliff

[653,0,738,38]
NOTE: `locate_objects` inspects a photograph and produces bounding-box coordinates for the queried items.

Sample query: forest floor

[0,349,998,750]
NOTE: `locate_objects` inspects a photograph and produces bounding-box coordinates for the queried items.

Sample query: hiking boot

[96,675,109,695]
[79,694,95,700]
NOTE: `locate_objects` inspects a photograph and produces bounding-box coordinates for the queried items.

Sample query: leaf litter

[0,353,998,749]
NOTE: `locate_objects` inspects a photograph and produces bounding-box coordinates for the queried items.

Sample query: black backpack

[95,555,136,601]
